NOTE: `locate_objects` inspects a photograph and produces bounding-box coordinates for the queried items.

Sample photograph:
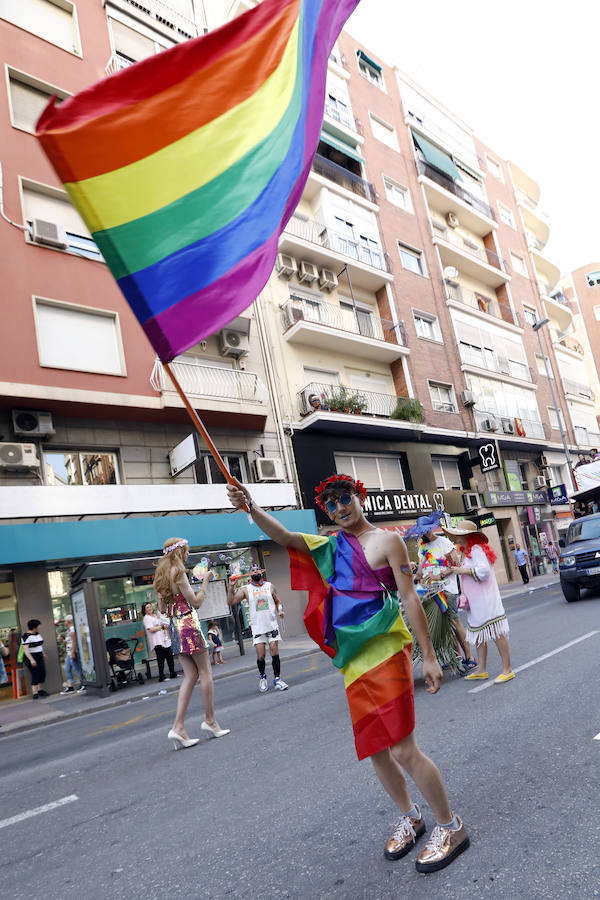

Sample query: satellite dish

[443,266,459,280]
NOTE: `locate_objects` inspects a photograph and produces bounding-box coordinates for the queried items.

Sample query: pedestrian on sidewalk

[513,544,530,583]
[443,521,515,685]
[21,619,49,699]
[545,541,558,574]
[207,620,225,665]
[227,566,288,692]
[59,615,86,694]
[227,475,469,875]
[154,537,229,750]
[142,601,177,682]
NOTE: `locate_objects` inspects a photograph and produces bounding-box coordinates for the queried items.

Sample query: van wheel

[562,582,580,603]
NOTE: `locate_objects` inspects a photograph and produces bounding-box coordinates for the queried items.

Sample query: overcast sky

[345,0,600,276]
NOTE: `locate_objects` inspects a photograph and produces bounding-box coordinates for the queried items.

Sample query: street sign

[168,433,197,476]
[483,489,547,507]
[548,483,568,505]
[472,440,501,473]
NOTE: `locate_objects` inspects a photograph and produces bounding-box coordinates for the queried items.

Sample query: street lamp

[532,317,577,491]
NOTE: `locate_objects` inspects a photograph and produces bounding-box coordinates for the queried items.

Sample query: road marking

[298,659,318,674]
[87,709,169,736]
[0,795,78,830]
[594,732,600,741]
[468,630,599,694]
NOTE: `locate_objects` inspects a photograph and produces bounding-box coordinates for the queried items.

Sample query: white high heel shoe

[168,728,200,750]
[201,720,230,739]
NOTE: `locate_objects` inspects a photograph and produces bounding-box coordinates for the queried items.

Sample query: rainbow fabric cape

[35,0,359,362]
[289,532,415,760]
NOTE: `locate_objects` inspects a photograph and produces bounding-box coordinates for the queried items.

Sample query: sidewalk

[0,637,318,738]
[499,571,559,600]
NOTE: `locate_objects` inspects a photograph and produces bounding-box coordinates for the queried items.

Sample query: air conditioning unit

[319,268,338,292]
[539,454,550,469]
[534,475,547,489]
[12,410,55,437]
[463,491,480,511]
[461,390,475,407]
[0,443,40,469]
[298,260,319,284]
[253,456,285,482]
[218,329,250,358]
[481,417,498,432]
[501,417,515,435]
[276,253,297,278]
[31,219,68,250]
[446,211,459,229]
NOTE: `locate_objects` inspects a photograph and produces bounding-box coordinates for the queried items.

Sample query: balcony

[474,409,546,440]
[278,214,393,291]
[507,163,541,206]
[531,246,560,290]
[109,0,199,39]
[406,109,483,173]
[563,378,595,401]
[460,345,533,383]
[542,293,573,333]
[310,153,377,204]
[445,281,521,328]
[296,383,426,436]
[417,160,496,236]
[432,223,509,287]
[574,426,600,449]
[151,360,268,428]
[324,99,363,135]
[281,298,407,363]
[105,52,134,75]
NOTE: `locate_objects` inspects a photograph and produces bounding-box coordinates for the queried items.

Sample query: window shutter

[10,80,52,131]
[110,19,155,61]
[377,457,405,490]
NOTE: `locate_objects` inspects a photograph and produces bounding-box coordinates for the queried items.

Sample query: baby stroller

[106,637,144,691]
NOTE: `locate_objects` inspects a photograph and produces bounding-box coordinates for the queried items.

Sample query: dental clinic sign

[364,489,466,521]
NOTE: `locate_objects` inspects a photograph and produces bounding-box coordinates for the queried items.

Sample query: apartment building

[0,0,310,702]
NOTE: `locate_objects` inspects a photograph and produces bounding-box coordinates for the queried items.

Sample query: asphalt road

[1,582,599,900]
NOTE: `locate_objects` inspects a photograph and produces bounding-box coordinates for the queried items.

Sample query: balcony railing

[324,99,362,134]
[556,336,584,355]
[407,110,484,171]
[153,360,267,404]
[432,221,507,272]
[312,153,377,203]
[460,345,533,382]
[105,52,135,75]
[281,298,402,345]
[563,378,594,401]
[474,409,545,439]
[574,426,600,448]
[445,281,520,327]
[117,0,198,38]
[298,382,423,421]
[417,160,495,221]
[283,214,390,272]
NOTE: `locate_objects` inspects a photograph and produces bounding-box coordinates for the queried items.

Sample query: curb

[500,578,559,600]
[0,647,320,738]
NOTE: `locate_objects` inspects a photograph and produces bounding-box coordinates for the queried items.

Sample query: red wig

[464,533,497,565]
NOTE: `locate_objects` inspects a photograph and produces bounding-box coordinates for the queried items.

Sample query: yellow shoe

[494,671,515,684]
[465,671,488,680]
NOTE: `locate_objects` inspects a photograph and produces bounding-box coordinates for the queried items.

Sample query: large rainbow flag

[35,0,359,362]
[289,532,415,760]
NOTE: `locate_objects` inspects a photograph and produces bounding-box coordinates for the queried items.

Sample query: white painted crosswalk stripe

[0,794,78,830]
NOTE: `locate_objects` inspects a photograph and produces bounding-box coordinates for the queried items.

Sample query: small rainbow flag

[35,0,359,362]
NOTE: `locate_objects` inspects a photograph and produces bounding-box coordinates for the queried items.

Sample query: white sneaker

[76,685,86,693]
[273,678,288,691]
[259,675,268,693]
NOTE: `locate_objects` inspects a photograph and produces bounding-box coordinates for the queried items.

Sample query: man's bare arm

[227,580,248,607]
[226,479,307,552]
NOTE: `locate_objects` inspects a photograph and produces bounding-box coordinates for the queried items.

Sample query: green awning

[319,130,364,164]
[413,132,462,182]
[357,49,382,73]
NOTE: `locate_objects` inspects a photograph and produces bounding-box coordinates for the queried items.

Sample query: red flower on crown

[314,473,367,511]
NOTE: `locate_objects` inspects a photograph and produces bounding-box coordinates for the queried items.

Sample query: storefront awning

[357,49,382,73]
[319,130,364,163]
[413,131,462,182]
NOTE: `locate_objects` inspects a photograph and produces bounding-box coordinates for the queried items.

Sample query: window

[109,18,157,64]
[303,366,339,388]
[428,381,456,413]
[44,450,119,486]
[359,234,382,267]
[22,181,102,260]
[523,306,538,326]
[7,69,69,133]
[413,310,442,342]
[335,454,405,490]
[518,463,529,489]
[498,202,515,228]
[431,456,462,490]
[383,176,412,211]
[197,453,247,484]
[398,242,426,276]
[357,52,383,88]
[594,305,600,322]
[510,252,527,276]
[547,465,563,486]
[536,354,554,378]
[289,288,325,323]
[339,301,377,339]
[369,114,399,151]
[486,156,503,180]
[34,298,126,375]
[1,0,80,54]
[325,93,353,129]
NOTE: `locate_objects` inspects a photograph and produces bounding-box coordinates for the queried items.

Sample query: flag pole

[163,361,249,511]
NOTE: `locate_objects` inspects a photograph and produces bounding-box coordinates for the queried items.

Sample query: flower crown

[163,539,189,555]
[314,473,367,511]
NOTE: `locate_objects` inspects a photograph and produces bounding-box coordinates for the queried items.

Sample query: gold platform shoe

[415,816,469,873]
[384,805,426,860]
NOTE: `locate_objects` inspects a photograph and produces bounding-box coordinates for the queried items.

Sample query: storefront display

[72,587,96,682]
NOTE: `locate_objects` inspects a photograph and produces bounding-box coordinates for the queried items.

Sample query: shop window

[334,453,405,490]
[0,571,18,701]
[196,453,248,484]
[44,450,119,486]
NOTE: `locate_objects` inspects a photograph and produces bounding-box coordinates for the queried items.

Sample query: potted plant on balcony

[349,392,368,415]
[390,397,423,423]
[327,384,352,413]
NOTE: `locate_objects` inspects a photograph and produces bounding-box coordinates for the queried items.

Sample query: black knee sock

[272,654,281,679]
[257,658,266,677]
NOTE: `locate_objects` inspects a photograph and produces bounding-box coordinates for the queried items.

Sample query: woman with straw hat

[442,520,515,685]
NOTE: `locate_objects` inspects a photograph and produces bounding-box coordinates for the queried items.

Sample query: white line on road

[594,733,600,742]
[0,794,78,830]
[468,631,599,694]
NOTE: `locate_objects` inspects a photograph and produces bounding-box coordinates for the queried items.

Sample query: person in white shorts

[227,565,288,692]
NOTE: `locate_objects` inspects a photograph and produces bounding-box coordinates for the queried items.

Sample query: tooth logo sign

[433,493,445,510]
[479,443,497,471]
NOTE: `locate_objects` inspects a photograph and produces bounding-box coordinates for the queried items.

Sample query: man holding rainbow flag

[227,474,469,874]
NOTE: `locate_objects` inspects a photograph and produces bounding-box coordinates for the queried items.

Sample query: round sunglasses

[324,493,354,514]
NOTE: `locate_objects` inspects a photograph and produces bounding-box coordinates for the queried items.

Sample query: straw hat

[441,519,488,543]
